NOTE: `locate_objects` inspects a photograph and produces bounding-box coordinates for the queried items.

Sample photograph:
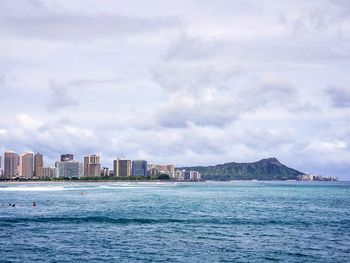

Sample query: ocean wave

[0,216,324,227]
[0,186,66,192]
[97,185,157,189]
[0,184,162,192]
[0,216,184,225]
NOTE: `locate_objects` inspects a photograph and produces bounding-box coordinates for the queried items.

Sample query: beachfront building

[84,154,101,177]
[147,163,175,177]
[38,167,57,179]
[174,170,185,181]
[174,170,201,181]
[113,159,132,177]
[101,167,110,177]
[4,151,19,179]
[19,152,34,179]
[55,160,83,179]
[132,160,148,176]
[34,153,43,177]
[190,171,201,180]
[298,173,338,181]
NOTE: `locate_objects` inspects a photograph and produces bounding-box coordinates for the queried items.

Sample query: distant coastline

[1,155,338,182]
[0,177,202,183]
[0,178,340,184]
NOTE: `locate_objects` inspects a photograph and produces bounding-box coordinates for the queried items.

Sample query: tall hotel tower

[20,152,34,179]
[113,159,131,177]
[55,154,83,179]
[132,160,148,176]
[4,151,19,179]
[83,155,101,177]
[34,153,43,177]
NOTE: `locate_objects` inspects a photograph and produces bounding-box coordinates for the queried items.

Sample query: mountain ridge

[177,158,305,181]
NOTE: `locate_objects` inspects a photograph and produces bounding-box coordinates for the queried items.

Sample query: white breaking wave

[97,185,157,189]
[0,186,66,192]
[0,182,175,192]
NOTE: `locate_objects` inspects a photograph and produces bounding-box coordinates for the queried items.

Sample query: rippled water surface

[0,181,349,262]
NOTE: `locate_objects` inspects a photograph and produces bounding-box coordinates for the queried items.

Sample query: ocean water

[0,181,349,262]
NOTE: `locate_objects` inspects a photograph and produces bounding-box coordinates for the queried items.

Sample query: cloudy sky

[0,0,350,179]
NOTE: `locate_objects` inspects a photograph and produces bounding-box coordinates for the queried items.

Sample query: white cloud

[306,140,347,152]
[0,2,182,42]
[16,113,44,129]
[326,86,350,107]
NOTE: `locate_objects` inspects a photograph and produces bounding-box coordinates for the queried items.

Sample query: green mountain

[177,158,305,181]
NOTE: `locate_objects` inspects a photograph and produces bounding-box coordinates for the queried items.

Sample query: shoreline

[0,180,343,184]
[0,180,201,184]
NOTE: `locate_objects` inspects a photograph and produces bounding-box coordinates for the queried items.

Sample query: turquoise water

[0,181,349,262]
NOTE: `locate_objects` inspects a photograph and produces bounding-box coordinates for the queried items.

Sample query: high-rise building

[102,167,109,177]
[190,171,201,180]
[83,155,101,177]
[34,153,43,177]
[20,152,34,179]
[113,159,131,177]
[4,151,19,179]
[132,160,148,176]
[55,161,83,179]
[38,167,56,179]
[174,170,185,181]
[167,165,175,177]
[147,163,175,177]
[61,154,74,162]
[174,170,201,181]
[184,171,191,180]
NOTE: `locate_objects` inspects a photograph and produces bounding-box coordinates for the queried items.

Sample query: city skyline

[0,1,349,179]
[0,150,173,170]
[0,149,337,182]
[0,150,182,180]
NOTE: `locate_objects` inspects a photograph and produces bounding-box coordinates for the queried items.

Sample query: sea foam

[0,186,66,192]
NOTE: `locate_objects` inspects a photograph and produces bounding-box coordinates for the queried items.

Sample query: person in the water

[32,202,36,207]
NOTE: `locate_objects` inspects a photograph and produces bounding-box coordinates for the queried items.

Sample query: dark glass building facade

[61,154,74,162]
[132,160,148,176]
